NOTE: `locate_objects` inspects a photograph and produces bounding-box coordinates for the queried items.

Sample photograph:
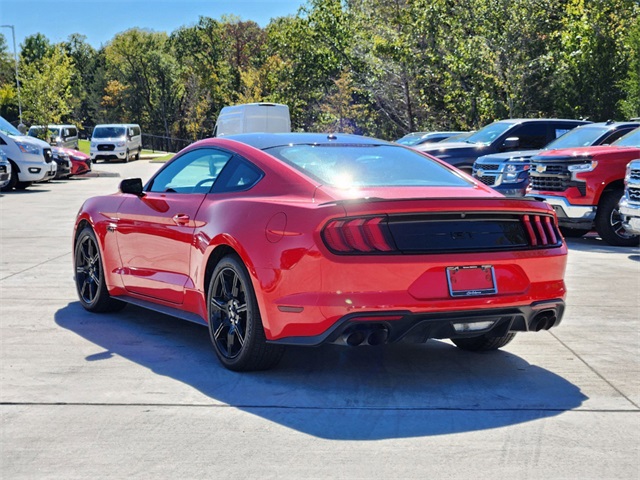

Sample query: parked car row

[404,119,640,247]
[1,117,143,192]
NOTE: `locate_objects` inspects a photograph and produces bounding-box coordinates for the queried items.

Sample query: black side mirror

[502,137,520,150]
[119,178,144,196]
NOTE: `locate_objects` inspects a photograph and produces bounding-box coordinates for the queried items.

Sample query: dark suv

[415,118,590,174]
[473,121,639,196]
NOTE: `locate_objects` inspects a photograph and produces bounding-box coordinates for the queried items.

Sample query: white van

[213,103,291,137]
[28,124,79,149]
[90,124,142,162]
[0,116,55,191]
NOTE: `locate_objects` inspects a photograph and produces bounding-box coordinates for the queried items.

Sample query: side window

[602,128,633,144]
[133,126,141,136]
[554,128,571,139]
[147,148,233,194]
[509,123,548,149]
[213,156,264,193]
[70,127,77,137]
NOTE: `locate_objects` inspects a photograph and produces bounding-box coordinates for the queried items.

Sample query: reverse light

[452,321,496,333]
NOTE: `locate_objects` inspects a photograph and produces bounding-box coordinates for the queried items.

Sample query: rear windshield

[613,128,640,147]
[264,144,472,187]
[93,126,126,138]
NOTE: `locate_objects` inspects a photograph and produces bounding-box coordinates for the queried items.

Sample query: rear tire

[595,190,640,246]
[207,254,285,371]
[452,332,516,351]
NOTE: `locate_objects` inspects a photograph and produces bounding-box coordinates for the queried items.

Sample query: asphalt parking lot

[1,159,639,479]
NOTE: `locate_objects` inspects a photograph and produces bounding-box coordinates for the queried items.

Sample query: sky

[0,0,307,52]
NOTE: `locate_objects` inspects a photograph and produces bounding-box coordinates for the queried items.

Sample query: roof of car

[93,123,140,128]
[221,132,391,150]
[574,121,640,130]
[494,118,591,124]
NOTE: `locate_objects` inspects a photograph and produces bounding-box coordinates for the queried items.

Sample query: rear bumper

[270,300,565,346]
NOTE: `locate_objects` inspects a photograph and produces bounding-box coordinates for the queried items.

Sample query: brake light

[322,216,395,253]
[522,215,560,247]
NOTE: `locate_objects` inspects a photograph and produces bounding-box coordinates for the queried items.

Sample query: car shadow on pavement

[565,237,640,253]
[55,302,587,440]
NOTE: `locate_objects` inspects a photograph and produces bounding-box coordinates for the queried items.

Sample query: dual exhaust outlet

[531,310,558,332]
[336,325,390,347]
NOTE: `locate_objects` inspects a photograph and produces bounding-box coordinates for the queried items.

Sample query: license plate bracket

[446,265,497,297]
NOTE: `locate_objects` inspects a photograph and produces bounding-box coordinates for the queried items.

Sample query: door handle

[172,214,190,226]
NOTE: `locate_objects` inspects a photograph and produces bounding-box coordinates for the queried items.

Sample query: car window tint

[509,123,548,149]
[147,148,233,194]
[602,128,633,144]
[213,157,263,193]
[613,128,640,147]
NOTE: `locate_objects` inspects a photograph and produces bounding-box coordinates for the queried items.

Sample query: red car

[73,133,568,371]
[57,147,92,176]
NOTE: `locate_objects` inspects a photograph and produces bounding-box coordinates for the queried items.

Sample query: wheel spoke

[231,274,240,297]
[89,271,100,285]
[212,322,225,340]
[210,297,226,311]
[234,325,245,347]
[236,303,247,314]
[220,271,231,299]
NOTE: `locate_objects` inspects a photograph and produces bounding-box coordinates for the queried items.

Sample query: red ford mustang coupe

[73,133,567,371]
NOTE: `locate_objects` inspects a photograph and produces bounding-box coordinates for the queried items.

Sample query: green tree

[554,0,637,120]
[20,33,53,64]
[618,12,640,119]
[104,29,181,137]
[63,34,98,128]
[20,47,74,126]
[0,33,18,120]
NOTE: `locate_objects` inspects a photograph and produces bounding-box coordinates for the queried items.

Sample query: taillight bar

[322,216,395,253]
[522,215,560,247]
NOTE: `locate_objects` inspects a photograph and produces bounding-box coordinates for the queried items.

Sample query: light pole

[0,24,23,129]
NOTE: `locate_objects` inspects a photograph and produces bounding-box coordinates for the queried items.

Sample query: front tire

[124,149,130,163]
[595,190,640,246]
[74,227,126,313]
[207,255,284,371]
[452,332,516,351]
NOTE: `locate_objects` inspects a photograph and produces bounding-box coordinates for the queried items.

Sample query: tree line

[0,0,638,144]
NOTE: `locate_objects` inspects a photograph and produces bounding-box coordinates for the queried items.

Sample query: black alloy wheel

[74,227,125,312]
[207,255,284,371]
